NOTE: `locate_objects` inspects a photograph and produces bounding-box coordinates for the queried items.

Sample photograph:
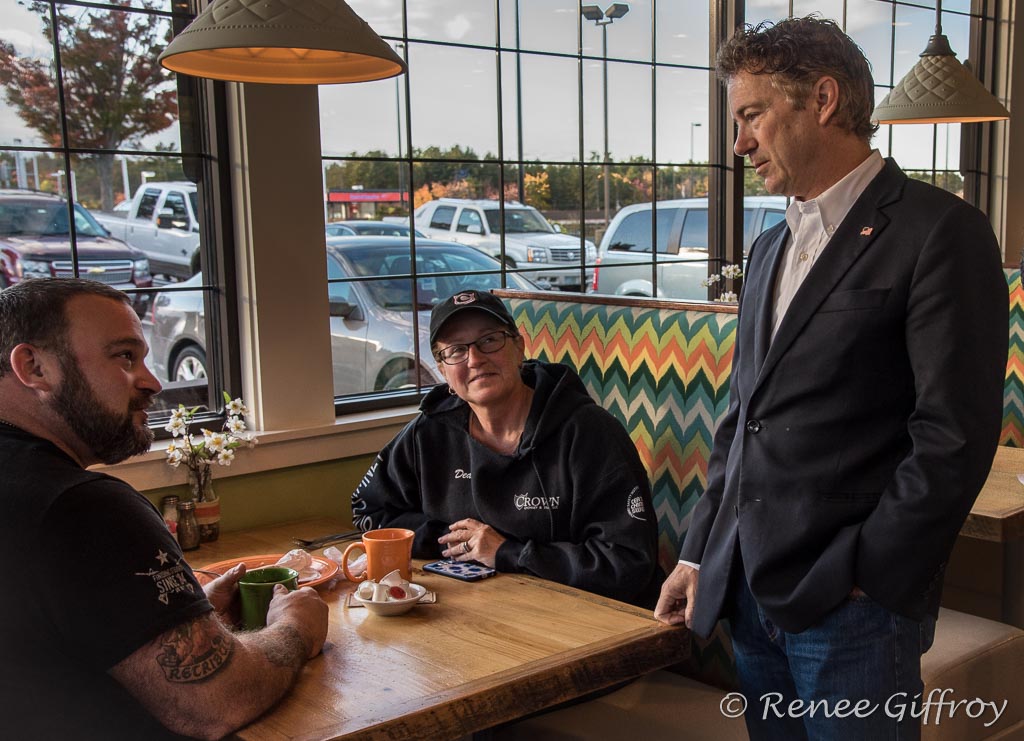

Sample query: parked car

[594,196,788,299]
[149,237,538,393]
[0,190,152,315]
[325,220,425,238]
[413,198,595,292]
[94,181,200,280]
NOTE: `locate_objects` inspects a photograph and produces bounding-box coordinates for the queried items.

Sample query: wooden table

[945,446,1024,628]
[188,517,689,740]
[962,445,1024,542]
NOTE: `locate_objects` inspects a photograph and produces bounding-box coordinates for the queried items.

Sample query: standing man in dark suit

[655,16,1008,740]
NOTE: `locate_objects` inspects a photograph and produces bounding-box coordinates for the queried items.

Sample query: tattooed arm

[109,585,328,740]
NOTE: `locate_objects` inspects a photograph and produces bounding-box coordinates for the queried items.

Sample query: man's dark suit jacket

[680,158,1008,638]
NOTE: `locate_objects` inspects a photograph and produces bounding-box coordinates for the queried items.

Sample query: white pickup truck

[95,181,200,280]
[413,198,596,292]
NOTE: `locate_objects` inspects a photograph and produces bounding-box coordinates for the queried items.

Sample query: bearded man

[0,279,327,740]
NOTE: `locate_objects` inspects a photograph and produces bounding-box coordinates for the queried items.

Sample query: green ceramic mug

[239,566,299,630]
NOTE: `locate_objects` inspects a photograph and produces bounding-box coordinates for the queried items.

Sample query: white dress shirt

[771,150,885,338]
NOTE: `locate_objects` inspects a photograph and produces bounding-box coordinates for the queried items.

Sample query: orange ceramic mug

[342,528,414,582]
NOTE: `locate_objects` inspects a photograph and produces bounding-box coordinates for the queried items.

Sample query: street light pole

[690,122,702,163]
[602,24,610,228]
[583,4,630,229]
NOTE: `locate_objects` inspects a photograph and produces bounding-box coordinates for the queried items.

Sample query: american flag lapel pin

[860,226,874,236]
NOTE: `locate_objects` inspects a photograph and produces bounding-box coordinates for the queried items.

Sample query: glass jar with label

[176,500,200,551]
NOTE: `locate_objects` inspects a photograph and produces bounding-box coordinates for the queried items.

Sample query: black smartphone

[422,559,497,582]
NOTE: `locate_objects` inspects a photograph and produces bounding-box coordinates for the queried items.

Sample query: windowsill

[94,406,419,492]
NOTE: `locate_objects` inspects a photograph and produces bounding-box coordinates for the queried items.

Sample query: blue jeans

[728,574,936,741]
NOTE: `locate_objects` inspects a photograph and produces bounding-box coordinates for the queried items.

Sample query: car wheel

[379,362,432,391]
[502,257,517,268]
[173,346,208,382]
[190,251,201,276]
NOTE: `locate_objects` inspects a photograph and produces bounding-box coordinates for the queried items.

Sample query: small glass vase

[188,466,220,543]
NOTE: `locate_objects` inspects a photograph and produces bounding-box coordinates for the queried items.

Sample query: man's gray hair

[717,15,878,143]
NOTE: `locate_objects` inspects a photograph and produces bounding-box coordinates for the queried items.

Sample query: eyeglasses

[434,330,516,365]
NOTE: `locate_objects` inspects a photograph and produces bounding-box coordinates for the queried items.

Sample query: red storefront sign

[328,191,408,203]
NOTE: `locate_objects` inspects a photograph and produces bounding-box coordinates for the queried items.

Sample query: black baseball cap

[429,290,517,345]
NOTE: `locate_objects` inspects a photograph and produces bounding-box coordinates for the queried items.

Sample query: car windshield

[0,200,107,238]
[483,208,553,234]
[338,243,528,310]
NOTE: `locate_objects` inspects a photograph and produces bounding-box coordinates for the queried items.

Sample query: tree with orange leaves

[0,1,178,209]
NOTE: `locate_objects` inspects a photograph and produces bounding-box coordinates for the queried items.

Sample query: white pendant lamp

[872,0,1008,124]
[159,0,406,85]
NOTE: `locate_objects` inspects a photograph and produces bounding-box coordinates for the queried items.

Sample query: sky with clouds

[1,0,973,173]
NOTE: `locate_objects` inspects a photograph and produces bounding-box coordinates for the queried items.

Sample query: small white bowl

[351,582,427,616]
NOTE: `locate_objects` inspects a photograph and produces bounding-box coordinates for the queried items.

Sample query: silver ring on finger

[462,540,471,554]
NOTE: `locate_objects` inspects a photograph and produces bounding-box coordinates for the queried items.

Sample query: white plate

[351,582,427,616]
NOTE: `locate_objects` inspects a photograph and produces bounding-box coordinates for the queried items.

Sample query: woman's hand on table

[202,562,246,626]
[439,518,505,568]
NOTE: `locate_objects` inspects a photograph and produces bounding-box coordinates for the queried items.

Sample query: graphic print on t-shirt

[135,549,198,605]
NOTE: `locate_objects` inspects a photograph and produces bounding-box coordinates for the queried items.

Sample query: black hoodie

[351,361,660,605]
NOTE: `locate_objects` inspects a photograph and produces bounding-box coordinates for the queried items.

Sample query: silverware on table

[291,530,361,550]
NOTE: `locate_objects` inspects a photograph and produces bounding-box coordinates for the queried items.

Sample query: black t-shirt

[0,424,212,739]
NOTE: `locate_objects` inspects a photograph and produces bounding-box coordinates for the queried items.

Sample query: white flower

[164,394,256,487]
[721,264,744,279]
[715,291,739,303]
[226,397,248,416]
[203,429,228,453]
[701,273,722,288]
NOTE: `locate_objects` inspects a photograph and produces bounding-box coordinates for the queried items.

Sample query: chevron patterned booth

[1003,269,1024,447]
[494,289,738,686]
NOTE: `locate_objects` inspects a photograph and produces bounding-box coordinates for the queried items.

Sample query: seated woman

[351,289,661,606]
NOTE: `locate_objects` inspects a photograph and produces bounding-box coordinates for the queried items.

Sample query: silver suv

[149,237,538,393]
[413,198,596,291]
[594,196,787,299]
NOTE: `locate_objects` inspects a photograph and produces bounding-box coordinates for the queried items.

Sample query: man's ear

[814,76,840,126]
[9,343,58,392]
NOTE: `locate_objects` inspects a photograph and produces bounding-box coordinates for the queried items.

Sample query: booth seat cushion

[921,608,1024,741]
[491,670,749,741]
